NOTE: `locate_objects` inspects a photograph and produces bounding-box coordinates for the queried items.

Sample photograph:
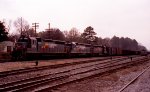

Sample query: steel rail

[118,61,150,92]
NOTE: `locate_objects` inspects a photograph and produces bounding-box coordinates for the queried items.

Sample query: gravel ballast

[52,59,150,92]
[0,57,108,72]
[0,56,149,92]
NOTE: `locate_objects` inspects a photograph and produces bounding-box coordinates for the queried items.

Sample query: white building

[0,41,14,53]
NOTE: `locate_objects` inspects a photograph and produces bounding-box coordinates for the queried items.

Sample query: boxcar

[93,45,104,56]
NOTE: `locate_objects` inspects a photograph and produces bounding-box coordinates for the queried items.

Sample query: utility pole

[45,23,51,31]
[32,22,39,65]
[21,17,22,35]
[48,23,50,30]
[32,23,39,37]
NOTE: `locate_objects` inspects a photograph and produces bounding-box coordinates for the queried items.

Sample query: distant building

[0,41,14,53]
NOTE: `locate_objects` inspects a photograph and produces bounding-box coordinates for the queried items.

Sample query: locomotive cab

[12,35,32,60]
[17,35,31,48]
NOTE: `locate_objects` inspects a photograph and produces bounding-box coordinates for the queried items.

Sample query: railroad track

[0,56,148,92]
[0,56,126,77]
[0,57,127,91]
[35,56,149,92]
[118,60,150,92]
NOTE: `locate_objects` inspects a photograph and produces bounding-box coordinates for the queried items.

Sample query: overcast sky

[0,0,150,50]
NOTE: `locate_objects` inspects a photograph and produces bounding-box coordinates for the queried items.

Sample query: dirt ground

[0,57,108,72]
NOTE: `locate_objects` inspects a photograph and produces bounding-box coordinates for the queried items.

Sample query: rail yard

[0,55,149,92]
[1,0,150,92]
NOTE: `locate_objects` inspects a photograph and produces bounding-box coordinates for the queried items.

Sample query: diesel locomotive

[11,36,140,60]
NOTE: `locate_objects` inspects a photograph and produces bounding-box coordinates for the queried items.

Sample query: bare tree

[14,17,30,35]
[2,19,12,33]
[110,36,120,48]
[109,36,145,51]
[8,33,19,42]
[102,38,111,46]
[26,28,36,37]
[64,27,81,42]
[39,28,65,40]
[63,30,68,38]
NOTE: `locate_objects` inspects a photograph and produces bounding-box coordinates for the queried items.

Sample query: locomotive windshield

[17,36,31,48]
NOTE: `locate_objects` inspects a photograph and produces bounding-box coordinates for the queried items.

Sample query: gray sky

[0,0,150,50]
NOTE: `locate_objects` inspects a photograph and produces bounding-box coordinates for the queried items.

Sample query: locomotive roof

[29,37,37,40]
[44,39,66,44]
[29,37,66,43]
[93,45,103,47]
[77,43,91,46]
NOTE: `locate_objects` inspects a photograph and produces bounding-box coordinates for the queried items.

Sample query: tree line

[0,18,147,51]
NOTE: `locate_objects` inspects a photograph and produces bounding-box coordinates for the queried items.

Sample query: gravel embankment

[51,59,150,92]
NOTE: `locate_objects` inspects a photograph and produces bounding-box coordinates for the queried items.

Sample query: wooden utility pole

[32,23,39,65]
[48,23,50,30]
[32,23,39,36]
[21,17,22,35]
[45,23,51,31]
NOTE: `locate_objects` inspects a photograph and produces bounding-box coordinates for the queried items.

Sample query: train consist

[12,36,141,60]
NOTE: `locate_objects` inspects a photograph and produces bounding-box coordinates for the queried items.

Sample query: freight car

[140,50,148,56]
[11,36,140,60]
[105,47,122,56]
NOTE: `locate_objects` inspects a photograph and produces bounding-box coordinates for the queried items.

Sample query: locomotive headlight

[45,43,49,48]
